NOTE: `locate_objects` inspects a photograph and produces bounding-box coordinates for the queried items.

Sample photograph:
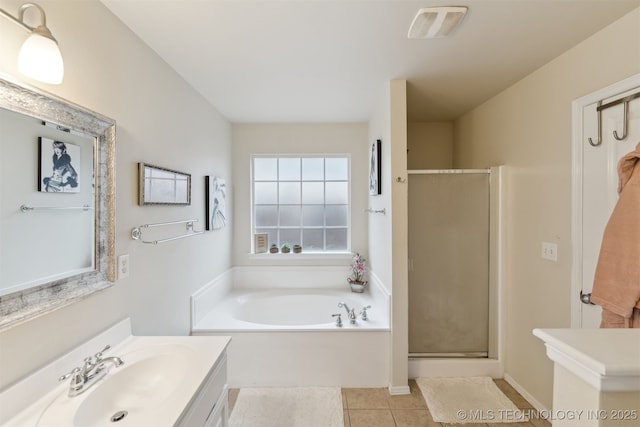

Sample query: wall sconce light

[0,2,64,84]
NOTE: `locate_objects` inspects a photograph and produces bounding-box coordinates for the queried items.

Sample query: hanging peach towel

[591,142,640,328]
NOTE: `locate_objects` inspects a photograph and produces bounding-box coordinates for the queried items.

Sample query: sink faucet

[59,345,124,397]
[338,302,357,324]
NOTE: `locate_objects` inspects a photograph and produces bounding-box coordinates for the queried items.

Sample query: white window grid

[251,155,351,252]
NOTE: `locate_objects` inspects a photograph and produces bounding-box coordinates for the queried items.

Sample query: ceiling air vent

[408,6,468,39]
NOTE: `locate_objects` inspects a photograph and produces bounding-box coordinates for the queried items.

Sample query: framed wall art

[205,175,227,230]
[138,162,191,205]
[254,233,268,253]
[38,137,81,193]
[369,139,381,195]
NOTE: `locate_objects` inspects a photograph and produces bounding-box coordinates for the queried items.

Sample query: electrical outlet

[541,242,558,262]
[117,254,130,279]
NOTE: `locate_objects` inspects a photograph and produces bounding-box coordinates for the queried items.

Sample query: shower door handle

[580,291,595,305]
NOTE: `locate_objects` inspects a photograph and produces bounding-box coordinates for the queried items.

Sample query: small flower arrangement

[348,252,367,283]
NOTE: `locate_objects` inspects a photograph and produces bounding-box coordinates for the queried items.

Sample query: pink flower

[348,252,367,282]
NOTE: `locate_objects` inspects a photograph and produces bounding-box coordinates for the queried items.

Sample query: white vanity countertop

[533,328,640,392]
[0,318,231,426]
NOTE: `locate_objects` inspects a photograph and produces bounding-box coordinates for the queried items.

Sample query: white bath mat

[416,376,526,424]
[229,387,344,427]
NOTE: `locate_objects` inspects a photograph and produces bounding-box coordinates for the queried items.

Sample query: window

[252,155,350,253]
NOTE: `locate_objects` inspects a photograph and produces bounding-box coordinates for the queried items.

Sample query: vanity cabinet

[178,352,229,427]
[534,328,640,427]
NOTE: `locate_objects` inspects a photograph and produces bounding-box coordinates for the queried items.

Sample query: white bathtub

[196,288,387,331]
[191,267,390,387]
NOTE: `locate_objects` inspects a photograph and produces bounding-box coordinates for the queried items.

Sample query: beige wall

[407,122,453,170]
[231,123,369,266]
[368,80,409,392]
[0,0,232,389]
[453,8,640,408]
[389,80,409,392]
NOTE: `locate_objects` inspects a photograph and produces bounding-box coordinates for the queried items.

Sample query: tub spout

[338,302,351,315]
[338,302,357,324]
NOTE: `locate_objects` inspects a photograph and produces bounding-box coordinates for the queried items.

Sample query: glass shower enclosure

[408,170,490,357]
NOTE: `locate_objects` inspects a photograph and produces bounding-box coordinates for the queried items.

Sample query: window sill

[247,252,352,261]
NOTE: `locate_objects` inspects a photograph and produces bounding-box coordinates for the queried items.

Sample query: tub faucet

[359,305,371,321]
[332,313,343,327]
[59,344,124,397]
[338,302,357,324]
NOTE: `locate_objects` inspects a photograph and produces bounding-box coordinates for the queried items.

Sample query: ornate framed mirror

[0,74,116,330]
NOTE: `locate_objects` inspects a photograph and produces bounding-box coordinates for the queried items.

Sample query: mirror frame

[138,162,192,205]
[0,74,116,331]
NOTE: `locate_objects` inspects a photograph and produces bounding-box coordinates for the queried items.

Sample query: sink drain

[110,410,128,422]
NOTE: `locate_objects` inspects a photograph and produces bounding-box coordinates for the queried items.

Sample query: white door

[579,89,640,328]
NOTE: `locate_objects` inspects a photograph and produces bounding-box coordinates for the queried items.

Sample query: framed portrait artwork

[205,176,227,230]
[369,139,381,195]
[38,137,81,193]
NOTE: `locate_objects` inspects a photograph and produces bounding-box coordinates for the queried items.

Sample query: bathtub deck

[193,288,389,332]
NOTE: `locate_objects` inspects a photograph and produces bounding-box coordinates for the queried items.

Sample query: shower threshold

[409,352,488,359]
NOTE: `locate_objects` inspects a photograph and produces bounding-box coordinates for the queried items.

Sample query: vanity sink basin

[2,320,231,427]
[74,352,188,425]
[36,344,190,426]
[37,343,192,427]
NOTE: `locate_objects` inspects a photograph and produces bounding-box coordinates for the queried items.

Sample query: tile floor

[228,379,552,427]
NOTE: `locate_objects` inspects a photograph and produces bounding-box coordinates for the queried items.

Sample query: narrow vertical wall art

[369,139,381,195]
[205,176,227,230]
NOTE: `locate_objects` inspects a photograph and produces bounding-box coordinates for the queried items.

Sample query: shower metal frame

[407,167,502,361]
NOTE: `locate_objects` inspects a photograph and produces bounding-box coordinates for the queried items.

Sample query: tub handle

[332,313,343,327]
[360,305,372,321]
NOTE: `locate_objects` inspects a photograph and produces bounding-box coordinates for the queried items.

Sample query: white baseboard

[504,373,548,412]
[388,385,411,395]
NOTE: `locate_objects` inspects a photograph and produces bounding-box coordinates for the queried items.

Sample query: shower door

[408,171,490,357]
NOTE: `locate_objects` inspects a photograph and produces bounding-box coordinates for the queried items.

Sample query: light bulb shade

[18,32,64,84]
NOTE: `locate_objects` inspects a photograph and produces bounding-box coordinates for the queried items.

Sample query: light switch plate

[117,254,130,279]
[542,242,558,262]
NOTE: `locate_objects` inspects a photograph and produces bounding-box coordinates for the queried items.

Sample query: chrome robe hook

[612,100,628,141]
[587,101,602,147]
[589,92,640,146]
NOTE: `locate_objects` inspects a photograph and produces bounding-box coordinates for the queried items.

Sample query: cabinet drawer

[177,353,228,426]
[204,385,228,427]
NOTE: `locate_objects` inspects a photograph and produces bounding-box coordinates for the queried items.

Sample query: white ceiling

[101,0,640,123]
